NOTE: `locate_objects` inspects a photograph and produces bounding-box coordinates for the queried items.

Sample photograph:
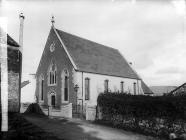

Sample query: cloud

[2,0,186,87]
[156,67,184,74]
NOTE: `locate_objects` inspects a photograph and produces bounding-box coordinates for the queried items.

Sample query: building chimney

[19,13,25,53]
[18,13,24,113]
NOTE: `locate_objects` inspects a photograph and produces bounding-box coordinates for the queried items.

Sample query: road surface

[24,114,161,140]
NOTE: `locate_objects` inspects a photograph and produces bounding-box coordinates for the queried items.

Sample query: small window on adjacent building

[104,80,109,93]
[85,78,90,100]
[133,82,136,95]
[120,81,124,93]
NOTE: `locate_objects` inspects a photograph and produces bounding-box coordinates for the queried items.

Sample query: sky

[0,0,186,87]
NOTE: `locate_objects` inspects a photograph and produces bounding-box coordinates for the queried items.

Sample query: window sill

[62,100,69,104]
[48,84,57,86]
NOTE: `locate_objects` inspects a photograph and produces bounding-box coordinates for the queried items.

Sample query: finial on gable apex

[51,15,55,27]
[19,13,25,19]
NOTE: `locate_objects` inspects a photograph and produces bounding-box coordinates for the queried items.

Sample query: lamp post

[74,84,79,92]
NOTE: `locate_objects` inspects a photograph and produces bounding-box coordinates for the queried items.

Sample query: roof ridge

[55,28,119,52]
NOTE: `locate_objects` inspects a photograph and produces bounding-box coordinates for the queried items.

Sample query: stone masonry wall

[0,71,20,112]
[8,71,20,112]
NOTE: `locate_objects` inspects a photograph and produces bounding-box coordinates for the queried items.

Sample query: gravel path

[24,115,160,140]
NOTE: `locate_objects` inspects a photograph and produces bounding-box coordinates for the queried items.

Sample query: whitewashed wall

[73,71,143,106]
[21,74,36,103]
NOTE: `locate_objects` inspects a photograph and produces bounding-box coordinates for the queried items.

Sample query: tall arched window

[85,78,90,100]
[61,69,69,102]
[133,82,136,95]
[48,60,57,86]
[41,79,44,100]
[39,74,44,101]
[104,79,109,93]
[64,75,68,101]
[120,81,124,93]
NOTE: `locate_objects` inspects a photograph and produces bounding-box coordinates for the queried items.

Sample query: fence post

[48,105,49,116]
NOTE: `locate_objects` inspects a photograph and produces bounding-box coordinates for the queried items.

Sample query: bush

[97,93,186,138]
[97,93,186,120]
[24,103,45,115]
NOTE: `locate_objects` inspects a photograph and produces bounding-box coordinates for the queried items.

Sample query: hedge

[97,93,186,120]
[97,93,186,138]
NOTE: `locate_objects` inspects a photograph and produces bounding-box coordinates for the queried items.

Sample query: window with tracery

[48,61,57,86]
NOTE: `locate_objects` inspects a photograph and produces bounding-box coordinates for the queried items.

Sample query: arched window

[61,69,69,102]
[48,60,57,86]
[85,78,90,100]
[133,82,136,95]
[120,81,124,93]
[104,79,109,93]
[39,74,44,101]
[64,75,68,101]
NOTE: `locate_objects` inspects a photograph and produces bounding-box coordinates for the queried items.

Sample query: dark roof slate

[141,80,153,94]
[7,34,19,47]
[150,86,177,96]
[56,29,140,79]
[169,83,186,94]
[0,27,19,47]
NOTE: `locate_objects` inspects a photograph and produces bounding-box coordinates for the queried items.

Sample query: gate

[72,99,85,119]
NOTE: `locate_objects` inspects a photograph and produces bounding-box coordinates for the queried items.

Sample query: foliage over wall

[98,93,186,120]
[97,93,186,138]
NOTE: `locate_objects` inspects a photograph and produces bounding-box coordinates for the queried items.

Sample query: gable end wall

[35,27,76,107]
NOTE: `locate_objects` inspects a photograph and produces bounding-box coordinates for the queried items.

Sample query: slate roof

[169,83,186,95]
[150,86,177,96]
[141,80,153,94]
[56,29,140,79]
[7,34,19,47]
[21,80,30,88]
[0,27,19,47]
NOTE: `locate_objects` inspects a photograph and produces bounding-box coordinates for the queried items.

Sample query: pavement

[24,114,161,140]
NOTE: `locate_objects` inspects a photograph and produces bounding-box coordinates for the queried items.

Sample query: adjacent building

[169,83,186,96]
[150,86,177,96]
[0,30,22,112]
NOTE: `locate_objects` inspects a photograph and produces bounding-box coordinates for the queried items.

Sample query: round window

[50,42,55,52]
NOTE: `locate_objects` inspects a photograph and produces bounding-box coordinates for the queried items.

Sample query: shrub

[97,93,186,138]
[97,93,186,120]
